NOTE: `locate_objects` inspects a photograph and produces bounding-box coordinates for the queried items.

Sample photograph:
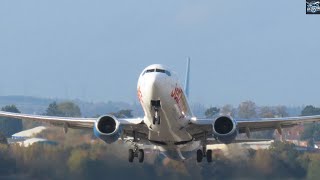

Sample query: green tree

[0,105,23,137]
[205,107,220,118]
[301,105,320,116]
[300,105,320,144]
[46,101,81,117]
[0,132,8,144]
[58,102,81,117]
[46,102,64,116]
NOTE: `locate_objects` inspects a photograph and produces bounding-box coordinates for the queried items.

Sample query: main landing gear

[196,146,212,163]
[151,100,161,125]
[126,132,144,163]
[128,143,144,163]
[197,132,212,163]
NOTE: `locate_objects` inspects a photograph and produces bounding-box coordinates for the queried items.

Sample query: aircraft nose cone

[146,74,163,98]
[149,74,160,89]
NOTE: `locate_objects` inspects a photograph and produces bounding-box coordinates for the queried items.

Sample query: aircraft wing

[187,115,320,140]
[0,111,147,138]
[236,115,320,134]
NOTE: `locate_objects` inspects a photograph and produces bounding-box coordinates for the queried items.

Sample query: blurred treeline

[1,140,320,179]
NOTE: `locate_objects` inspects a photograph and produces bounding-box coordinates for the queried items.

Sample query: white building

[17,138,57,147]
[11,126,47,140]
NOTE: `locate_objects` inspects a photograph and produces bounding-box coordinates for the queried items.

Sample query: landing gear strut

[197,132,212,163]
[151,100,161,125]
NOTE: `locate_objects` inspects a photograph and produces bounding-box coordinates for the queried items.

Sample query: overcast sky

[0,0,319,107]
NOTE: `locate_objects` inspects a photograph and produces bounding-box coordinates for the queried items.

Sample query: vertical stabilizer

[184,58,190,98]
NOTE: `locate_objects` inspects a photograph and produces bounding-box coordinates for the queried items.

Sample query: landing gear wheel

[206,150,212,163]
[151,100,161,125]
[153,110,161,125]
[157,116,160,125]
[138,149,144,163]
[197,149,203,163]
[129,149,134,163]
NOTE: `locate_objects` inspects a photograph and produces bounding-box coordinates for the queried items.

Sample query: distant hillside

[0,96,143,117]
[0,96,303,118]
[0,96,52,114]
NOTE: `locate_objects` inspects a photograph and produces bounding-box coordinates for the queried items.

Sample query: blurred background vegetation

[0,98,320,179]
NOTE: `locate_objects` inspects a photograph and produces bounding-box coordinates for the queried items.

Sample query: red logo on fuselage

[137,86,143,103]
[171,87,183,104]
[171,86,186,119]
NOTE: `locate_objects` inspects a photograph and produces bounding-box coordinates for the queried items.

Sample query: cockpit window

[142,68,171,76]
[165,70,171,76]
[156,69,165,73]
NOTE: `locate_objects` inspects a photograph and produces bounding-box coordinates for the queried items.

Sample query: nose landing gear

[151,100,161,125]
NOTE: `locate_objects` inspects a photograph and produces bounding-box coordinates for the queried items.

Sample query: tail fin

[184,58,190,98]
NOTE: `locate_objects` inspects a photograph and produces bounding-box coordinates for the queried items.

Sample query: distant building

[240,140,274,150]
[17,138,57,147]
[11,126,47,140]
[207,140,274,157]
[286,139,308,147]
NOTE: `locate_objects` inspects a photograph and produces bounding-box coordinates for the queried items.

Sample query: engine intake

[94,115,121,144]
[214,116,235,135]
[213,116,237,144]
[97,116,117,134]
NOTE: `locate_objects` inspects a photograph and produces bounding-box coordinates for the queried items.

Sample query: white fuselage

[137,64,200,159]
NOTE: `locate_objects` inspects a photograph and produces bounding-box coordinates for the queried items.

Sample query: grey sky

[0,0,319,107]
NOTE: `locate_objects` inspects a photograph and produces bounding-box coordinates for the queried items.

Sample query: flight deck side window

[143,69,154,76]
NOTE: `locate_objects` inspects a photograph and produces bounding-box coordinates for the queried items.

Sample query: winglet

[184,58,190,98]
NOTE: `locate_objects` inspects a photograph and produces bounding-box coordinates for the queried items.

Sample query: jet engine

[212,115,237,144]
[93,115,121,144]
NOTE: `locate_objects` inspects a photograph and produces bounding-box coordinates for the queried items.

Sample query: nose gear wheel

[151,100,161,125]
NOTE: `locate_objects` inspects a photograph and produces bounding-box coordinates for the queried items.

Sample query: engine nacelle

[212,115,237,144]
[93,115,121,144]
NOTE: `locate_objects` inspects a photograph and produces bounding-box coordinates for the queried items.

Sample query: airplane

[1,60,320,163]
